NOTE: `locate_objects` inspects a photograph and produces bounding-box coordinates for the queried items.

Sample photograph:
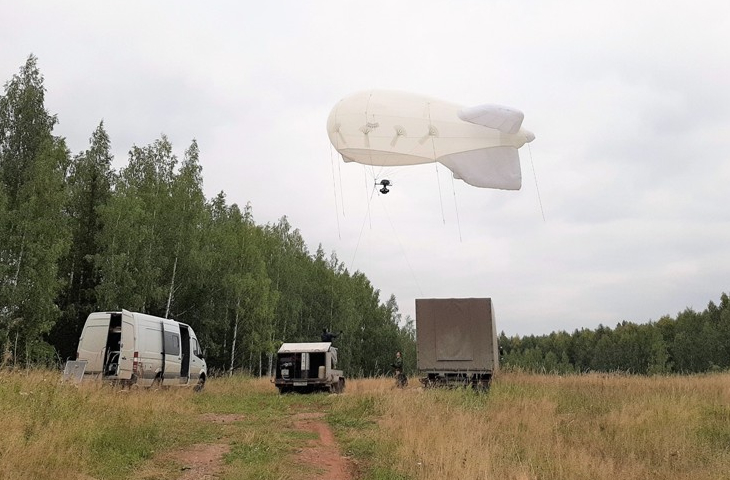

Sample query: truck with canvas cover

[274,342,345,394]
[69,310,207,390]
[416,298,499,390]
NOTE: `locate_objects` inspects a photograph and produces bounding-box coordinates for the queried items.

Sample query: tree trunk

[228,298,240,376]
[165,253,178,318]
[267,329,275,377]
[13,231,25,287]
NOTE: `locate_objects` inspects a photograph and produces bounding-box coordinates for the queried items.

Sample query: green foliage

[0,55,70,362]
[52,121,114,360]
[501,292,730,374]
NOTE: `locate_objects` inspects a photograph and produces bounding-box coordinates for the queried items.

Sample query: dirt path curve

[291,412,355,480]
[138,411,353,480]
[175,443,230,480]
[170,414,242,480]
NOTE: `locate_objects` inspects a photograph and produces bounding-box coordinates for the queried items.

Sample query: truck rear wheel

[471,375,491,392]
[331,378,345,394]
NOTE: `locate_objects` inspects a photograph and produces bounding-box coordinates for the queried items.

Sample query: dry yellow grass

[341,372,730,480]
[0,369,201,480]
[2,370,729,480]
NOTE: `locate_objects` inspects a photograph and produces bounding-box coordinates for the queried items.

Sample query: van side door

[162,322,182,380]
[189,335,203,379]
[117,311,135,380]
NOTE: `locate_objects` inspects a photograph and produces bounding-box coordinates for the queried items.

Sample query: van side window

[192,338,199,356]
[164,332,180,356]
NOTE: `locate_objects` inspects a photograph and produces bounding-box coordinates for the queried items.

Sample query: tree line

[500,292,730,374]
[0,55,416,376]
[2,55,725,379]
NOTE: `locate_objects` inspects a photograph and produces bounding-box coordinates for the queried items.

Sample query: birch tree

[0,55,70,363]
[96,136,176,313]
[52,121,113,359]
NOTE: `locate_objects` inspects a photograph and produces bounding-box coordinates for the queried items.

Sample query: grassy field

[1,370,729,479]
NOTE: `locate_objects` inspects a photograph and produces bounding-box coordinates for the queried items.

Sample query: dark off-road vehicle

[274,342,345,394]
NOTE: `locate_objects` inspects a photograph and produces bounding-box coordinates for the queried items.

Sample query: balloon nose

[524,129,535,143]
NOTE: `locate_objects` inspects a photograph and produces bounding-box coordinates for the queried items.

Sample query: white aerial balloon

[327,89,535,190]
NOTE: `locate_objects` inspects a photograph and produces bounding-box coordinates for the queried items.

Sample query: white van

[74,310,207,390]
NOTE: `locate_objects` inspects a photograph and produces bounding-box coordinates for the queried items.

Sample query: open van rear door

[117,310,135,380]
[77,313,111,373]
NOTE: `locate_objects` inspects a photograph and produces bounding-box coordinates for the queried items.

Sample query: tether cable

[377,193,424,296]
[330,145,342,240]
[427,102,446,224]
[450,175,463,242]
[350,183,377,269]
[528,143,546,222]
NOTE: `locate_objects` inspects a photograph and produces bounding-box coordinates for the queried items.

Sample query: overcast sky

[2,1,729,337]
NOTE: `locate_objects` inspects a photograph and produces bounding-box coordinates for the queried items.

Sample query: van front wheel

[193,375,206,392]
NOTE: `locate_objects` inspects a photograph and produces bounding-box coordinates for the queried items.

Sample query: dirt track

[291,412,354,480]
[151,410,354,480]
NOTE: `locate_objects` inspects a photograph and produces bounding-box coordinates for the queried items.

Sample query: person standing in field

[392,351,407,388]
